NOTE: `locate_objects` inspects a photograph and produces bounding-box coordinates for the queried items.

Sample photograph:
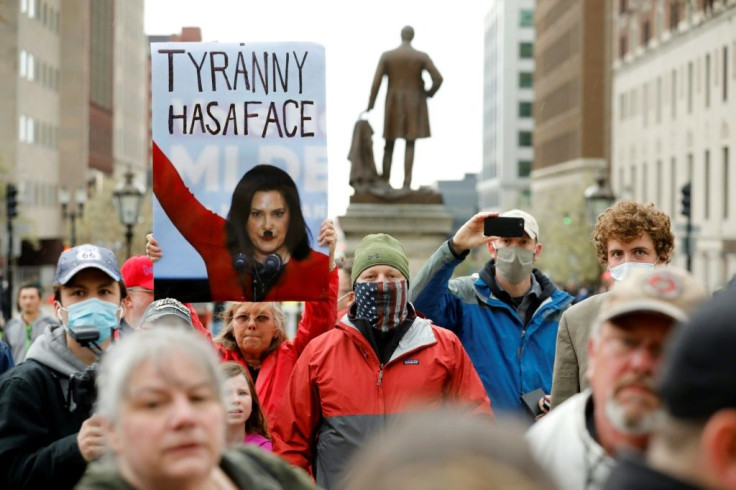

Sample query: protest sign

[151,42,328,302]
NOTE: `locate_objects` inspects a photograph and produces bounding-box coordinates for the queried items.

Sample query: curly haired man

[550,201,675,408]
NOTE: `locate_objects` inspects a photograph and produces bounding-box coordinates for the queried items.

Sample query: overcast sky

[144,0,487,217]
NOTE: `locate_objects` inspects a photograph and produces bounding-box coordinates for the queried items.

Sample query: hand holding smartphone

[483,216,525,237]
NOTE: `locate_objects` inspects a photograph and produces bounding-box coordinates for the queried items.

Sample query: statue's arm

[424,55,443,98]
[368,55,386,111]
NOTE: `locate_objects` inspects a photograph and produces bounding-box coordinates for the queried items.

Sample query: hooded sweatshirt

[0,324,92,489]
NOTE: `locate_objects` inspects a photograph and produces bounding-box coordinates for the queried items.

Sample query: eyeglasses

[127,288,154,295]
[232,313,272,326]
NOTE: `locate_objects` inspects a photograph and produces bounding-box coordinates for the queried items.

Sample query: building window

[519,42,534,59]
[28,0,35,17]
[26,116,34,144]
[630,88,637,115]
[669,2,680,30]
[642,162,648,202]
[20,0,27,13]
[688,61,693,114]
[518,131,533,147]
[519,72,533,88]
[704,150,710,220]
[19,50,27,78]
[656,77,662,123]
[724,46,729,102]
[670,157,676,217]
[519,101,533,118]
[620,93,626,120]
[706,54,711,108]
[641,20,650,47]
[27,52,35,81]
[643,83,649,127]
[724,147,730,219]
[620,35,628,57]
[520,9,534,28]
[518,161,532,177]
[671,69,677,118]
[619,0,628,14]
[19,115,26,142]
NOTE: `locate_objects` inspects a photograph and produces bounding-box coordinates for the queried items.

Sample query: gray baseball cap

[141,298,193,329]
[54,244,121,285]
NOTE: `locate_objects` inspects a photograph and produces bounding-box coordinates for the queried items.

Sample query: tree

[75,174,153,264]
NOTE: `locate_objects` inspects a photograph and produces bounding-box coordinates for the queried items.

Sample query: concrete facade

[0,0,146,288]
[113,0,147,185]
[478,0,536,212]
[611,0,736,291]
[530,0,611,286]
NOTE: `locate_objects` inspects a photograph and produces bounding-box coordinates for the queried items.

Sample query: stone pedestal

[338,202,453,279]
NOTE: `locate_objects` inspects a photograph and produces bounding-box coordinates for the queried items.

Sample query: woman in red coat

[152,142,330,302]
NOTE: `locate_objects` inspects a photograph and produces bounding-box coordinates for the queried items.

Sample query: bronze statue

[367,26,443,189]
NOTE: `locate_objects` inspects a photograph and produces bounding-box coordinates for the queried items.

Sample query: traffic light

[6,183,18,219]
[680,182,691,218]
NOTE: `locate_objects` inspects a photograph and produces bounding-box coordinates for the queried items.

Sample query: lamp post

[59,186,87,247]
[113,167,145,259]
[584,171,616,225]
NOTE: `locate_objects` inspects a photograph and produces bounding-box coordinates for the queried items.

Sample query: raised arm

[152,141,225,244]
[292,219,338,355]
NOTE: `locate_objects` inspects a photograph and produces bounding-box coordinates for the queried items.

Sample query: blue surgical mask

[60,298,120,344]
[609,261,656,282]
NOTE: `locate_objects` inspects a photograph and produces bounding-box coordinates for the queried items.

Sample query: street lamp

[113,167,145,259]
[584,171,616,225]
[59,186,87,247]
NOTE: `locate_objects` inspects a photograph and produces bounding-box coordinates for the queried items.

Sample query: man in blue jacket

[410,210,573,415]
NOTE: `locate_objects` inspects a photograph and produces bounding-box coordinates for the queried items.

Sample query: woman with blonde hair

[213,299,333,432]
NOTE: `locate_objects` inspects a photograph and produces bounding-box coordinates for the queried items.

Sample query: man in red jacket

[273,233,491,489]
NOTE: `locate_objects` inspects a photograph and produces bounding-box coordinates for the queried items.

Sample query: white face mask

[609,261,656,282]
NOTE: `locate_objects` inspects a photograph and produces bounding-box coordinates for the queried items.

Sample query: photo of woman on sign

[150,142,334,302]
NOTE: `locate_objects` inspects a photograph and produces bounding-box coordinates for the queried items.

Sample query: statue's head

[401,26,414,42]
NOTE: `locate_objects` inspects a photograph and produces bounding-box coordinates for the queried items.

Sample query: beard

[604,374,663,436]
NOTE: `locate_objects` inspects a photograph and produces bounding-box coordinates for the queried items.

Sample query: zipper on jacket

[377,363,384,386]
[518,327,527,360]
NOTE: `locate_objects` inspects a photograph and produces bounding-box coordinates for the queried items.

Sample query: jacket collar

[338,312,437,363]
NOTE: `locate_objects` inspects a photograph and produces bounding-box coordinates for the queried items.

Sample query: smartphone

[520,388,546,418]
[483,216,525,237]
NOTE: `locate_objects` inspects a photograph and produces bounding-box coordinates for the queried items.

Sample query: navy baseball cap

[659,292,736,420]
[54,244,121,286]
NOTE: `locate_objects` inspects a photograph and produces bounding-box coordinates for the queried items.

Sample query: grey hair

[95,326,227,425]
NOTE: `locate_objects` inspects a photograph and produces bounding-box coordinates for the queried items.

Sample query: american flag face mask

[353,280,409,332]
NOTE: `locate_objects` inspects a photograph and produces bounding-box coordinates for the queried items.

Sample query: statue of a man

[367,26,443,189]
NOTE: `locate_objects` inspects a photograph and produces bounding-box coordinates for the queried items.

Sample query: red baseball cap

[121,254,154,290]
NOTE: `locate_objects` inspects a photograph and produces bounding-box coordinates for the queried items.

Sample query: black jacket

[604,453,704,490]
[0,325,91,489]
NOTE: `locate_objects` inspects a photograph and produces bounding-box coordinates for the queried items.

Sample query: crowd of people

[0,196,735,490]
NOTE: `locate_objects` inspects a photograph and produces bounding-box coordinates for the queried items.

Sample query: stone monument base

[338,201,453,279]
